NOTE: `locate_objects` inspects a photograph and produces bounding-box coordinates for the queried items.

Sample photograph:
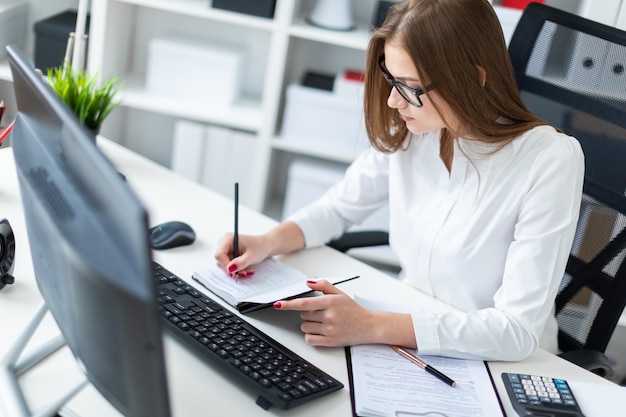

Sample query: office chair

[329,3,626,378]
[508,2,626,378]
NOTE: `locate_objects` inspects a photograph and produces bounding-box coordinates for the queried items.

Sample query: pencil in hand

[233,182,239,283]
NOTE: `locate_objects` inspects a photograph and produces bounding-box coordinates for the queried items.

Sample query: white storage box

[146,35,246,105]
[281,84,370,154]
[282,159,389,232]
[0,1,28,60]
[283,160,345,220]
[283,159,397,268]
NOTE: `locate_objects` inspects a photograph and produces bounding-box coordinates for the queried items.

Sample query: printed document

[349,344,504,417]
[349,295,503,417]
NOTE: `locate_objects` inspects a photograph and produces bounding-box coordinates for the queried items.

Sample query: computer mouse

[149,221,196,250]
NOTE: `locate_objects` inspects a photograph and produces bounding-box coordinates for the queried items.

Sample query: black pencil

[233,182,239,283]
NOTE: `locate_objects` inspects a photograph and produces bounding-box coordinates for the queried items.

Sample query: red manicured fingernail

[273,301,282,309]
[307,280,317,284]
[228,264,238,272]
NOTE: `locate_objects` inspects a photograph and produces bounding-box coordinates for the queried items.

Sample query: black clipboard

[344,346,506,417]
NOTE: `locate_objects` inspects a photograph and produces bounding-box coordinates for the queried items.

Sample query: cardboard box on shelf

[282,158,397,269]
[146,35,246,105]
[281,83,369,154]
[282,159,388,232]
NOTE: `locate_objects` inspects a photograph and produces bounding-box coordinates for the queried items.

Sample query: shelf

[272,137,360,164]
[121,74,263,131]
[289,16,372,50]
[86,0,375,213]
[112,0,276,31]
[8,0,612,220]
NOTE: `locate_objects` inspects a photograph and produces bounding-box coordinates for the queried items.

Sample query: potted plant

[46,62,122,134]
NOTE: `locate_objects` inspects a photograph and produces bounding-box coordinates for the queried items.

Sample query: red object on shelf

[0,120,15,145]
[501,0,544,9]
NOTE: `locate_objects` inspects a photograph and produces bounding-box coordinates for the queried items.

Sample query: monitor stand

[0,303,87,417]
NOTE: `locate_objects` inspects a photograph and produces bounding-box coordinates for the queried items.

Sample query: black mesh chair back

[509,3,626,359]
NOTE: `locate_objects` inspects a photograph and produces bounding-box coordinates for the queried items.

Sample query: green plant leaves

[46,62,122,130]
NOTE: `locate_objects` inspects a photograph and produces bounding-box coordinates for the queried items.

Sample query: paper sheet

[569,380,626,417]
[194,258,357,305]
[193,258,310,303]
[349,295,503,417]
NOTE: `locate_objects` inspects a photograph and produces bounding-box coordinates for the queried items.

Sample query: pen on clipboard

[233,182,239,284]
[390,345,457,387]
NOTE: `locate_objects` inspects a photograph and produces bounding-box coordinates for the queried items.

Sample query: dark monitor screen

[7,45,171,417]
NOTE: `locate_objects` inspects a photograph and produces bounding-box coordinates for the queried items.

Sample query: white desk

[0,139,619,417]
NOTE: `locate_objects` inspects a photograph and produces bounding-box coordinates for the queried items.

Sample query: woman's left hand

[273,280,377,346]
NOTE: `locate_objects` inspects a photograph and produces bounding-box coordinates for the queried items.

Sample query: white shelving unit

[1,0,617,220]
[86,0,377,218]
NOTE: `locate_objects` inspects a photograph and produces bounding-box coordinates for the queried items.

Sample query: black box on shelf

[373,1,396,29]
[212,0,276,19]
[33,9,91,72]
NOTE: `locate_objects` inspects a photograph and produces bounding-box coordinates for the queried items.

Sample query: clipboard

[344,345,506,417]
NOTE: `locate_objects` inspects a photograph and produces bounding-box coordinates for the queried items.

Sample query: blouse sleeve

[287,148,390,248]
[413,136,585,361]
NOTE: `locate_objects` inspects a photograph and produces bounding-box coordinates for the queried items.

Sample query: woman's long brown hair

[364,0,546,153]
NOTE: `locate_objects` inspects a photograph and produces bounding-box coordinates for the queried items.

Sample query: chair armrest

[327,231,389,253]
[558,349,615,379]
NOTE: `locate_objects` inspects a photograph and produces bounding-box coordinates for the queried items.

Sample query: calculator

[501,372,586,417]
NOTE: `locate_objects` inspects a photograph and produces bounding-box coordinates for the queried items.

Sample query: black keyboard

[152,261,344,410]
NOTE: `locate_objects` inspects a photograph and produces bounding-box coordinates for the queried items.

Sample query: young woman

[214,0,584,361]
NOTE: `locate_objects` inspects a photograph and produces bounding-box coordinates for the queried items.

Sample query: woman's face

[382,43,458,135]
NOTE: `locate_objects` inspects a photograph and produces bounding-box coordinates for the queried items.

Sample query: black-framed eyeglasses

[378,54,428,108]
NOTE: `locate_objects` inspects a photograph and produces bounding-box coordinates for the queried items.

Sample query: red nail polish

[273,301,281,309]
[228,264,237,272]
[307,280,317,284]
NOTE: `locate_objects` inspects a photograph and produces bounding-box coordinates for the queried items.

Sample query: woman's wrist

[264,221,306,257]
[370,311,417,348]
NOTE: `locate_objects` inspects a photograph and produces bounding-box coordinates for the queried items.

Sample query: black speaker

[0,218,15,290]
[373,1,397,29]
[212,0,276,19]
[33,10,91,72]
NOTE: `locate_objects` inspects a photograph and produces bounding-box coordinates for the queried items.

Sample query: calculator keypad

[502,372,585,417]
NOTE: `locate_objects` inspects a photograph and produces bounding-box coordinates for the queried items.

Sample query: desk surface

[0,139,619,417]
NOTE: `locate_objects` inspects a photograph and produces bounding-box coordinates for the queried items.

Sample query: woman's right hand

[214,221,307,280]
[214,233,272,279]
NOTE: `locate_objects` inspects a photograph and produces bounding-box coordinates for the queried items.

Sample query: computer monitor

[7,45,171,417]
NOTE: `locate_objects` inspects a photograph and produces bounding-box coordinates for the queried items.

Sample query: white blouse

[288,126,584,361]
